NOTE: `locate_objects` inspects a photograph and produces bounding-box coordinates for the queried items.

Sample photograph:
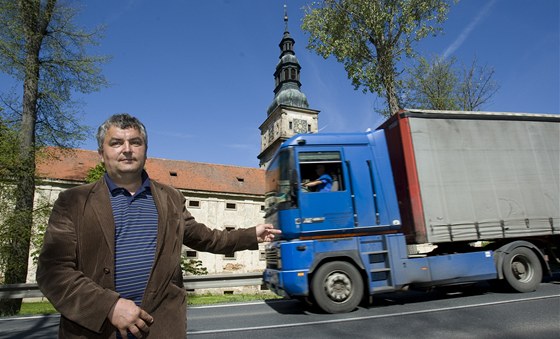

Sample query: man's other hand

[108,298,154,338]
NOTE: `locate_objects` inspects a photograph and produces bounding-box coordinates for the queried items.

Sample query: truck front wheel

[311,261,363,313]
[502,247,542,292]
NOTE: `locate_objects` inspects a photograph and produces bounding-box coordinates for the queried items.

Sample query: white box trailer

[381,109,560,244]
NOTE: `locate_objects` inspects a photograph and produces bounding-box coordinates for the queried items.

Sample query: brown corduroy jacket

[37,177,258,338]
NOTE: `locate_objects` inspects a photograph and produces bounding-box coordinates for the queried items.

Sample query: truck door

[297,150,354,233]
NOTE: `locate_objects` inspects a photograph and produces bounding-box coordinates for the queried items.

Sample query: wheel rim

[324,271,352,302]
[510,254,534,283]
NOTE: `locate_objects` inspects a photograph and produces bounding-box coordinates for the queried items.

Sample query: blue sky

[1,0,559,168]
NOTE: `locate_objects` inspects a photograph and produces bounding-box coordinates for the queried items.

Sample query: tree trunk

[378,48,401,115]
[385,79,401,116]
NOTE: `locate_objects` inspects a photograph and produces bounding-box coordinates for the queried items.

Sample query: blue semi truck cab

[262,110,559,313]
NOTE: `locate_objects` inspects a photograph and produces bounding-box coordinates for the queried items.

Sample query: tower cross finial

[284,4,289,31]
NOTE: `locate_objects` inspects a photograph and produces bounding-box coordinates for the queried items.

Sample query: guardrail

[0,272,264,299]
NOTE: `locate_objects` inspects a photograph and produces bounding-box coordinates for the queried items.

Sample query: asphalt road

[1,282,559,338]
[187,282,560,339]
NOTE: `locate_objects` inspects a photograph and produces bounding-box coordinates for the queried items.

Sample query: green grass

[19,301,58,315]
[16,292,283,316]
[187,292,282,306]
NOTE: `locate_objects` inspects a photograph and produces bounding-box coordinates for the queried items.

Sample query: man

[36,114,280,338]
[302,164,333,192]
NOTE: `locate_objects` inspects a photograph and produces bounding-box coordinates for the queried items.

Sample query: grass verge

[17,292,283,316]
[186,292,282,306]
[19,301,57,316]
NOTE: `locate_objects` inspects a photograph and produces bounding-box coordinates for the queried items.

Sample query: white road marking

[187,294,560,335]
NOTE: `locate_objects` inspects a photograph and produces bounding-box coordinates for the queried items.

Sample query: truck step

[370,268,391,273]
[363,250,388,255]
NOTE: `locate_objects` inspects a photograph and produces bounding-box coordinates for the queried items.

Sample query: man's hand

[108,298,153,338]
[256,224,281,242]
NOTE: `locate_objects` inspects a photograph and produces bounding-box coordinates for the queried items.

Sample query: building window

[224,227,236,259]
[188,200,200,208]
[260,205,265,212]
[289,121,293,129]
[259,250,266,261]
[226,202,236,210]
[185,250,198,258]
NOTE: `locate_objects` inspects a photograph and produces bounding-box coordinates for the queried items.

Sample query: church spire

[266,4,309,115]
[258,5,319,168]
[284,4,289,31]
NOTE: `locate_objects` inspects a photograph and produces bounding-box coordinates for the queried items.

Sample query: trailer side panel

[405,113,560,243]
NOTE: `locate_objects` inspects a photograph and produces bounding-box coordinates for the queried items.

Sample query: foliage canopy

[403,56,499,111]
[0,0,108,147]
[302,0,454,115]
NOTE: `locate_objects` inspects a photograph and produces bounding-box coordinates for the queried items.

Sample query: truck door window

[298,151,344,192]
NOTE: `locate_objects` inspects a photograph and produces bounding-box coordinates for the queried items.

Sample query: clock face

[293,119,307,134]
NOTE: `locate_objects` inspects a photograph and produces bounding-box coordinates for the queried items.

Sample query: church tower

[258,6,320,168]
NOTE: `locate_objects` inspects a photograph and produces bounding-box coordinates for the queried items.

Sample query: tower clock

[293,118,307,134]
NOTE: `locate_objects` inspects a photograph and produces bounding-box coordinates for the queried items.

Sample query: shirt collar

[104,170,151,194]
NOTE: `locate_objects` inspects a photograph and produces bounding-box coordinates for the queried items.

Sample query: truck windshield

[264,148,296,216]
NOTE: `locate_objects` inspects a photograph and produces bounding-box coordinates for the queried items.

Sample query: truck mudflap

[263,269,309,297]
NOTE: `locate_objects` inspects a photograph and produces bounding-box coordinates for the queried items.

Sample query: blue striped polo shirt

[105,172,158,307]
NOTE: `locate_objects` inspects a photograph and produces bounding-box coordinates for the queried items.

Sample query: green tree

[0,0,108,315]
[85,162,105,183]
[403,55,499,111]
[28,196,52,268]
[457,57,499,111]
[0,116,20,181]
[404,56,459,110]
[0,118,21,286]
[302,0,454,115]
[181,257,208,276]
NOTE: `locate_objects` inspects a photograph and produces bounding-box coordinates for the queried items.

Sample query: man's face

[99,126,147,179]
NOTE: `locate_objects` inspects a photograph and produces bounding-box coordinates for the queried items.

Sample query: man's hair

[96,113,148,151]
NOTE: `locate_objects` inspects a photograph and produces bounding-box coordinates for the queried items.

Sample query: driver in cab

[301,164,332,192]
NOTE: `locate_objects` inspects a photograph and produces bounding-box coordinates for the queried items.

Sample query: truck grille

[265,247,280,269]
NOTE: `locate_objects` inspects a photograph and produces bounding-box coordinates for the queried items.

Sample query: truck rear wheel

[311,261,363,313]
[502,247,542,292]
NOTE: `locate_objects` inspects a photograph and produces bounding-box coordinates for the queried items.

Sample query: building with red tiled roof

[36,147,265,196]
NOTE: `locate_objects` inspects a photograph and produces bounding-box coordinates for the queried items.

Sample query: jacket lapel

[151,181,170,256]
[88,178,115,256]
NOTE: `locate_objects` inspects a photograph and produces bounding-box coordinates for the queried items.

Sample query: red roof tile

[36,147,265,196]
